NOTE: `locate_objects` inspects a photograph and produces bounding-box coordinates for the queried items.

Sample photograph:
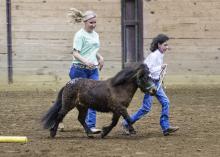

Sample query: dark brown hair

[150,34,169,52]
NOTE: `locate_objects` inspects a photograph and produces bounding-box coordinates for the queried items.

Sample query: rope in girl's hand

[157,64,167,91]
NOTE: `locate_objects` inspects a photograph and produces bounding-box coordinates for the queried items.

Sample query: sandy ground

[0,84,220,157]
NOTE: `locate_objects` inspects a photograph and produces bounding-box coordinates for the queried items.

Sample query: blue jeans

[69,65,99,129]
[123,81,170,131]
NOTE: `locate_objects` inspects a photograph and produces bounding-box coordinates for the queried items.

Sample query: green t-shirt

[72,28,100,65]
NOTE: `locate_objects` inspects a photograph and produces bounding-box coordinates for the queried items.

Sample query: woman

[59,9,104,134]
[121,34,179,136]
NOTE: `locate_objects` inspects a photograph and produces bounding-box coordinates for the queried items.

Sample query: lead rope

[157,64,167,91]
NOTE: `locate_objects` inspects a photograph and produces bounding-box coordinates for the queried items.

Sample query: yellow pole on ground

[0,136,28,143]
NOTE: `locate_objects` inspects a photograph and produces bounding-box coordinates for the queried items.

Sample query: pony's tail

[42,86,65,129]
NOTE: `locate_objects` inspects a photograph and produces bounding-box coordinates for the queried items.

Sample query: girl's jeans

[123,81,170,131]
[69,65,99,129]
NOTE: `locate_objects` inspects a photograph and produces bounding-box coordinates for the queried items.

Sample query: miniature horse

[42,63,156,138]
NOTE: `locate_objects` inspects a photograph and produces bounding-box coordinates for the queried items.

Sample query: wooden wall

[0,1,7,77]
[0,0,220,84]
[0,0,121,83]
[143,0,220,75]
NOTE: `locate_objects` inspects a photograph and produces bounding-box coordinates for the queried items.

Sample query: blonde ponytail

[67,8,96,24]
[67,8,84,23]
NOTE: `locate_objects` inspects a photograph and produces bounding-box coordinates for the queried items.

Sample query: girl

[121,34,179,136]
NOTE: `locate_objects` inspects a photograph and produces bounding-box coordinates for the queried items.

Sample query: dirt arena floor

[0,84,220,157]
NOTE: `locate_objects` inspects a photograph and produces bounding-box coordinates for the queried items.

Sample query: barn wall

[0,0,121,84]
[143,0,220,75]
[0,0,7,80]
[0,0,220,84]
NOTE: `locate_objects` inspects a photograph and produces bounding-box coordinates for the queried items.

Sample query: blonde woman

[59,9,104,134]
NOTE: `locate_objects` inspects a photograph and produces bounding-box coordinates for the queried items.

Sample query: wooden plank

[144,0,220,15]
[10,60,122,77]
[0,54,7,67]
[143,0,220,38]
[0,19,6,24]
[11,41,121,54]
[12,31,121,42]
[0,54,7,82]
[144,38,220,46]
[143,23,220,39]
[12,33,121,50]
[9,58,220,76]
[12,46,121,61]
[12,24,121,33]
[12,37,121,48]
[166,53,220,61]
[0,38,7,44]
[12,16,121,27]
[11,10,120,19]
[13,0,120,3]
[0,1,6,47]
[144,0,220,2]
[144,39,220,52]
[0,46,7,54]
[166,60,220,75]
[11,2,120,17]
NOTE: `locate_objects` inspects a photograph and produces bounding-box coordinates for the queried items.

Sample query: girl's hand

[161,64,167,70]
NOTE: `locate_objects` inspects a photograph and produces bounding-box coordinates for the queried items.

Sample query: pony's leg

[50,109,68,138]
[115,105,136,134]
[50,98,75,138]
[49,86,78,138]
[76,106,93,137]
[101,113,120,138]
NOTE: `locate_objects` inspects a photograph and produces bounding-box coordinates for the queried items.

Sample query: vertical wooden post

[6,0,13,83]
[121,0,143,68]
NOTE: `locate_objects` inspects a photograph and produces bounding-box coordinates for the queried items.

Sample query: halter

[136,74,155,93]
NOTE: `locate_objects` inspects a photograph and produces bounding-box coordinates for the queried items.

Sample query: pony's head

[135,64,157,95]
[111,63,156,95]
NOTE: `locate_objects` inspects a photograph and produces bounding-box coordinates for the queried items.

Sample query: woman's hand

[85,61,96,68]
[96,53,104,71]
[98,57,104,71]
[73,50,96,68]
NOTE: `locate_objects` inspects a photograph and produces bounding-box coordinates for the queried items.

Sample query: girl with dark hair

[121,34,179,136]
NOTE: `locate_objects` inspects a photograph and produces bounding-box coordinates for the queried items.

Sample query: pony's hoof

[101,127,109,138]
[58,123,65,132]
[129,129,136,135]
[101,132,106,138]
[87,133,94,138]
[50,129,57,138]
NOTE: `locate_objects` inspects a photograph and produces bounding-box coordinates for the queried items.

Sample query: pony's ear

[141,63,149,71]
[136,65,145,77]
[137,70,144,79]
[137,63,150,78]
[140,63,149,71]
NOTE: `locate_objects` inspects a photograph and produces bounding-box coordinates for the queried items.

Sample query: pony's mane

[110,64,145,86]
